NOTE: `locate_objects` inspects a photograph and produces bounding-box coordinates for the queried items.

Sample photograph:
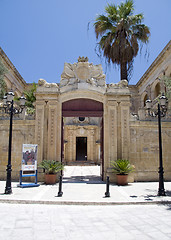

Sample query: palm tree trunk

[120,62,127,81]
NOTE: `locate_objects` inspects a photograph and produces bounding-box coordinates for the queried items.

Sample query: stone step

[64,161,99,166]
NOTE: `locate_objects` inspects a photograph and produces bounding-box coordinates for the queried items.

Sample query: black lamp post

[146,94,167,196]
[0,90,26,194]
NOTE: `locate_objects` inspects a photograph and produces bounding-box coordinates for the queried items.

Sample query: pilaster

[35,103,45,163]
[107,100,118,165]
[120,102,130,159]
[47,101,58,160]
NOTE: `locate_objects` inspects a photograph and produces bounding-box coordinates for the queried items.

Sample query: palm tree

[14,82,36,114]
[94,0,150,82]
[24,82,37,108]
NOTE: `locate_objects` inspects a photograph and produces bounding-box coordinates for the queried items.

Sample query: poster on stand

[21,144,38,171]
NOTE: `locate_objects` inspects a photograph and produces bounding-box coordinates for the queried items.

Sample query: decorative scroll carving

[123,110,128,147]
[37,109,42,145]
[50,109,55,145]
[110,110,115,147]
[108,106,117,163]
[120,107,130,160]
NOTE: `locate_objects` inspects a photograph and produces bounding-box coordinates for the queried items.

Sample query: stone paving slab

[0,203,171,240]
[0,166,171,205]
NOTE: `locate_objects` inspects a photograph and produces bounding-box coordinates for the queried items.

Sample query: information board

[22,144,38,171]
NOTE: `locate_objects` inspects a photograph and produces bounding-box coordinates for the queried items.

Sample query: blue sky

[0,0,171,85]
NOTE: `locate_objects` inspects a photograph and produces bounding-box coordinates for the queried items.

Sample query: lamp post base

[158,189,166,196]
[4,188,12,194]
[5,165,12,194]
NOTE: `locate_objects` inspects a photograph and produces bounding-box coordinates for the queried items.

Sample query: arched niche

[141,92,148,107]
[154,82,161,99]
[151,79,161,100]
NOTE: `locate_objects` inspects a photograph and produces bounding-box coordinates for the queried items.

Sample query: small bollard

[105,176,110,197]
[57,175,63,197]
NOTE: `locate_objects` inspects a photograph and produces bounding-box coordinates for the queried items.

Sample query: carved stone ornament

[107,80,128,89]
[60,57,106,87]
[38,79,59,88]
[72,117,90,124]
[78,56,88,62]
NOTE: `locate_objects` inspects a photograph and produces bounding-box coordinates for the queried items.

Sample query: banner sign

[22,144,38,171]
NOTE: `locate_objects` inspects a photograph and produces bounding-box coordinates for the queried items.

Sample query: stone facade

[34,58,133,181]
[0,42,171,182]
[130,40,171,118]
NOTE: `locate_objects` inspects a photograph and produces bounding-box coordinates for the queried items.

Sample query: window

[79,117,85,122]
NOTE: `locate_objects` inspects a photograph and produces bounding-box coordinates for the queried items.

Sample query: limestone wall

[0,120,36,180]
[0,117,170,182]
[129,120,171,181]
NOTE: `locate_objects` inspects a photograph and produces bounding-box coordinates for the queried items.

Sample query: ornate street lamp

[146,94,167,196]
[0,90,26,194]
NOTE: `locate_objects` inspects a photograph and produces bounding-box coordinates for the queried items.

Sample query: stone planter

[44,174,57,184]
[116,174,128,186]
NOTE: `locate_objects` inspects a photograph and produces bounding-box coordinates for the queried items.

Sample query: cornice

[0,47,26,87]
[136,40,171,88]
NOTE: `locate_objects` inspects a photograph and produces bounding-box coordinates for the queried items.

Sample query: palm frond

[94,15,113,38]
[105,4,118,23]
[111,159,134,175]
[39,160,64,174]
[119,0,134,18]
[132,24,150,43]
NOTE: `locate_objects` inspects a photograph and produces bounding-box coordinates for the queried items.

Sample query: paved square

[0,203,171,240]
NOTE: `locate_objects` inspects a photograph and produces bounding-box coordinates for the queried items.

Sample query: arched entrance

[62,98,104,180]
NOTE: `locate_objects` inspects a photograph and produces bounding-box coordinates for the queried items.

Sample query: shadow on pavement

[165,204,171,211]
[63,175,105,184]
[143,188,171,199]
[165,190,171,197]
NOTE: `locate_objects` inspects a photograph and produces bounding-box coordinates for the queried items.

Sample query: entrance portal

[76,137,87,161]
[62,98,104,179]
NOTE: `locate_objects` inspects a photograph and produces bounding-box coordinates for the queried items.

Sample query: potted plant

[39,160,64,184]
[111,159,134,185]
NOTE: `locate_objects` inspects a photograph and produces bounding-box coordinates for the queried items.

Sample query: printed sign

[22,144,38,171]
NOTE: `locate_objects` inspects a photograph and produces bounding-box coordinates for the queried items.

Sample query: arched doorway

[62,98,104,180]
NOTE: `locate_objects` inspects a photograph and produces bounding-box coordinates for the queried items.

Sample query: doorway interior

[76,137,87,161]
[62,98,104,180]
